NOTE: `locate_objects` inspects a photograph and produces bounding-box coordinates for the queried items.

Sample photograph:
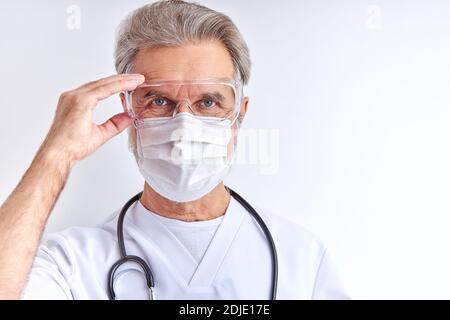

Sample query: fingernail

[129,73,144,78]
[124,75,142,83]
[130,75,145,83]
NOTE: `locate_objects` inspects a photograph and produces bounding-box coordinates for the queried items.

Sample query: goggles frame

[124,78,244,126]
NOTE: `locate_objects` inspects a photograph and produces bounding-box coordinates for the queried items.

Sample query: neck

[140,182,231,222]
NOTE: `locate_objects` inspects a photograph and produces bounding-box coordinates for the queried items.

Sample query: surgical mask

[134,112,234,202]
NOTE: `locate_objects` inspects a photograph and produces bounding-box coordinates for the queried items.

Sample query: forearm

[0,73,142,299]
[0,147,72,299]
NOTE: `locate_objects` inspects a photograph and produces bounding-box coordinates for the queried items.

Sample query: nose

[173,100,194,116]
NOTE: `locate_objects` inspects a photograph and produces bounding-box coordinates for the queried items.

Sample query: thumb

[98,112,134,142]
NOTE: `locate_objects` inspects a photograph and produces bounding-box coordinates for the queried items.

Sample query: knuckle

[59,91,72,101]
[63,90,84,104]
[58,90,87,111]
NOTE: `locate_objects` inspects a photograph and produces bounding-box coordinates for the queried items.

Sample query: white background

[1,0,450,299]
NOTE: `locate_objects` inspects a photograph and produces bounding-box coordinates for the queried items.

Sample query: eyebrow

[201,92,226,102]
[142,89,171,98]
[141,90,228,102]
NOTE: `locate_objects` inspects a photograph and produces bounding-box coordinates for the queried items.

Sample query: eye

[201,99,216,108]
[152,98,168,107]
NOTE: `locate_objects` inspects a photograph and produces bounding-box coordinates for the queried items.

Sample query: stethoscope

[107,187,278,300]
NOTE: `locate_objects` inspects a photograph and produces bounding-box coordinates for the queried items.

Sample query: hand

[40,74,145,165]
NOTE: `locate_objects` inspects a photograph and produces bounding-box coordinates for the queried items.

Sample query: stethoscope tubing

[108,187,278,300]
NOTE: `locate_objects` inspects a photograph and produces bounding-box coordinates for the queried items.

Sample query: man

[0,0,348,299]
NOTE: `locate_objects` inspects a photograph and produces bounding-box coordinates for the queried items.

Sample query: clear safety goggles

[124,79,243,125]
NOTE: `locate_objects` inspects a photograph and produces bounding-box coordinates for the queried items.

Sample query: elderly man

[0,0,348,299]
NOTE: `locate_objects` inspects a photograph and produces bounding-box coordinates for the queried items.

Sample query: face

[121,40,249,155]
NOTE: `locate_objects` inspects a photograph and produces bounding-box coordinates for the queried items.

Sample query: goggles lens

[126,81,239,121]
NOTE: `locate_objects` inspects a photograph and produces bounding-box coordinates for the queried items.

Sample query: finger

[87,76,145,104]
[97,112,134,142]
[78,73,144,92]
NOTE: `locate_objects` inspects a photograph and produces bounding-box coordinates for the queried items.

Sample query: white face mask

[135,112,234,202]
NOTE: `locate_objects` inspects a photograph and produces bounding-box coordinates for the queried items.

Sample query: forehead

[134,41,235,82]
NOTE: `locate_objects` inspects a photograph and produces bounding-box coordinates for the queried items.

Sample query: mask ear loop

[229,111,240,127]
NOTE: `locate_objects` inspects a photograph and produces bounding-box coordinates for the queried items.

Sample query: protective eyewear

[124,79,243,125]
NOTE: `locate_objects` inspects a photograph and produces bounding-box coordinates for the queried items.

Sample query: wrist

[35,144,76,172]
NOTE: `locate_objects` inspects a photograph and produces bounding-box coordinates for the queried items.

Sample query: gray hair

[114,0,251,84]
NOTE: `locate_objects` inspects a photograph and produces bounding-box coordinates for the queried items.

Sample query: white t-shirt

[22,196,349,300]
[148,211,223,264]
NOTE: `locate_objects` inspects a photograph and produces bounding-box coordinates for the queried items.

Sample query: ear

[239,96,249,119]
[120,93,127,113]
